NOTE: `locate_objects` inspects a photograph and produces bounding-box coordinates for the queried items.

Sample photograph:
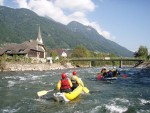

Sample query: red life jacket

[97,74,103,80]
[60,78,71,90]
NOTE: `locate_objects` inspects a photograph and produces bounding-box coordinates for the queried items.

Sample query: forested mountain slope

[0,6,133,56]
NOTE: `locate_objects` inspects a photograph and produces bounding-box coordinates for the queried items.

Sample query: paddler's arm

[68,79,73,87]
[75,76,84,87]
[56,80,61,91]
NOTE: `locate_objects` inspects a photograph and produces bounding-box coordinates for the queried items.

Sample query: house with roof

[50,48,68,61]
[56,49,67,58]
[0,27,46,63]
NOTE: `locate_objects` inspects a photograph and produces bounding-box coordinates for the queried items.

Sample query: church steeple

[36,26,43,44]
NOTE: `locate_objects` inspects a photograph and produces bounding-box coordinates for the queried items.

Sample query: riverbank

[3,62,75,72]
[136,61,150,69]
[3,61,149,72]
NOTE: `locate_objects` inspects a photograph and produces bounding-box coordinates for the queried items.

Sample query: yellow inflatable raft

[53,85,83,102]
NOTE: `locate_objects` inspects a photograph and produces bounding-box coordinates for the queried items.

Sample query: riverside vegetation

[0,6,149,72]
[1,45,148,72]
[0,54,71,72]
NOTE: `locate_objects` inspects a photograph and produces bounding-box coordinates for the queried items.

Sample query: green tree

[50,50,58,60]
[134,46,148,59]
[71,45,91,66]
[71,45,90,58]
[0,54,7,71]
[148,54,150,60]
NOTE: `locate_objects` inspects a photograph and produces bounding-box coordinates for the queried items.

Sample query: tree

[50,50,58,60]
[0,54,7,71]
[71,45,90,58]
[134,46,148,59]
[148,54,150,60]
[71,45,91,66]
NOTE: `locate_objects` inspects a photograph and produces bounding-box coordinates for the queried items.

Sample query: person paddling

[56,73,72,93]
[71,71,84,90]
[97,73,103,80]
[101,67,107,77]
[112,66,120,77]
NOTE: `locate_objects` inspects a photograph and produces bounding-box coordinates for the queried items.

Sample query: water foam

[4,76,19,80]
[34,98,50,105]
[139,98,150,105]
[90,105,102,113]
[104,98,129,113]
[19,76,26,81]
[114,98,129,103]
[137,110,150,113]
[7,81,16,87]
[1,107,20,113]
[105,104,128,113]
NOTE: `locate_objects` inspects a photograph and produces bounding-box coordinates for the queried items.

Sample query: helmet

[61,73,66,79]
[72,71,77,76]
[113,66,116,68]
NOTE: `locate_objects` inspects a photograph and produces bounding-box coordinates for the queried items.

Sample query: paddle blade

[83,87,90,94]
[37,90,49,97]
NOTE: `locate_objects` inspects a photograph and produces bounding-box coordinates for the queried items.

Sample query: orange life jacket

[60,78,71,90]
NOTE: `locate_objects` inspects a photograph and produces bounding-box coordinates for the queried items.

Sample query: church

[0,27,46,62]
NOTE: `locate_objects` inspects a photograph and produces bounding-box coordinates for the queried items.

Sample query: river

[0,67,150,113]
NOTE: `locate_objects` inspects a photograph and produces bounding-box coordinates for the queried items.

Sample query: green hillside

[67,21,133,56]
[0,6,133,57]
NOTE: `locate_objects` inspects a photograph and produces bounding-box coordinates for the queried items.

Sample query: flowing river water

[0,67,150,113]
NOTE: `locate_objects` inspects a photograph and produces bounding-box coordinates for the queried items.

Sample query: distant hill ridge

[0,6,133,57]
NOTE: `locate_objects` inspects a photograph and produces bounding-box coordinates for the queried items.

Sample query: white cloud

[68,11,89,24]
[54,0,95,12]
[27,0,69,24]
[0,0,4,5]
[16,0,28,8]
[15,0,115,40]
[86,22,116,40]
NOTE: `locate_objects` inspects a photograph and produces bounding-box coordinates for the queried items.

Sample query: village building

[51,49,68,61]
[0,27,46,63]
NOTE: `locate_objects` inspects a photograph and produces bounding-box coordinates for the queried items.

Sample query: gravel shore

[4,62,75,71]
[136,61,150,69]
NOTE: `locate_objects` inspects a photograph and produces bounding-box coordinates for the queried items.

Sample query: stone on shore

[136,62,150,69]
[4,62,75,72]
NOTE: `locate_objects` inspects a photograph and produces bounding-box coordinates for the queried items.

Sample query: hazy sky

[0,0,150,52]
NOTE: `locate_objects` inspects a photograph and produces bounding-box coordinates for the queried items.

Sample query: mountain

[0,6,133,57]
[67,21,133,56]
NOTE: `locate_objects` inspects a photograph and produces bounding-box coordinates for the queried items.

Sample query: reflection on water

[0,67,150,113]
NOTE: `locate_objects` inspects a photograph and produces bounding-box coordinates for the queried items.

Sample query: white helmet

[113,66,116,69]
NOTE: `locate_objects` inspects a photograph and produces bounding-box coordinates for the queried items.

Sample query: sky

[0,0,150,52]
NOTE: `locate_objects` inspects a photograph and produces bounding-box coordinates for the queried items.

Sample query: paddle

[82,86,90,93]
[79,78,90,94]
[37,89,55,97]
